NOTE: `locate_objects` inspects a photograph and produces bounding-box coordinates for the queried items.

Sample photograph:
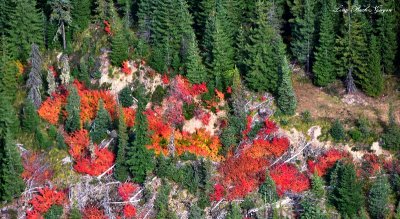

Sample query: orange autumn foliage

[37,93,66,125]
[28,187,65,215]
[64,129,90,158]
[83,206,107,219]
[123,107,136,128]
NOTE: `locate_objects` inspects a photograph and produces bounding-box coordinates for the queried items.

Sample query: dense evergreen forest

[1,0,400,218]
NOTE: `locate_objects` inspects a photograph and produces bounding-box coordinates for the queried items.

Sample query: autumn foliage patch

[307,149,348,176]
[270,163,310,196]
[83,206,107,219]
[26,187,66,218]
[118,183,137,201]
[37,93,66,125]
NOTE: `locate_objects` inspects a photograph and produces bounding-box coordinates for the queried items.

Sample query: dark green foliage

[240,196,255,212]
[154,182,177,219]
[77,61,90,87]
[22,100,40,132]
[301,110,312,124]
[188,203,204,219]
[313,0,337,86]
[118,86,133,107]
[151,85,167,106]
[7,0,43,61]
[185,32,207,84]
[50,0,72,50]
[377,0,397,74]
[311,172,325,199]
[330,119,345,141]
[288,0,317,73]
[220,124,238,155]
[368,174,391,219]
[361,36,383,97]
[68,207,82,219]
[244,1,283,93]
[183,103,195,120]
[277,56,297,115]
[114,108,129,181]
[35,127,51,149]
[300,197,327,219]
[259,170,278,204]
[0,39,18,102]
[396,203,400,219]
[226,203,242,219]
[71,0,91,35]
[65,86,81,133]
[44,205,63,219]
[110,28,129,66]
[330,162,364,218]
[382,105,400,151]
[90,99,111,143]
[127,85,154,183]
[56,131,66,149]
[48,125,58,140]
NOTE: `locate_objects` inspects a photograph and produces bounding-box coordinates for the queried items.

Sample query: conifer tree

[185,32,207,84]
[137,0,154,42]
[259,170,278,204]
[27,44,43,108]
[335,0,368,93]
[361,35,384,97]
[65,86,81,133]
[90,99,111,143]
[313,0,337,86]
[94,0,108,21]
[244,0,282,93]
[7,0,43,61]
[22,99,40,132]
[188,203,204,219]
[118,86,133,107]
[50,0,72,50]
[331,162,364,218]
[71,0,90,35]
[368,174,391,219]
[311,172,325,199]
[277,56,297,115]
[289,0,317,73]
[377,0,397,74]
[114,108,129,181]
[226,203,242,219]
[0,96,24,202]
[300,198,327,219]
[0,38,18,102]
[0,0,13,35]
[110,28,129,66]
[126,85,154,183]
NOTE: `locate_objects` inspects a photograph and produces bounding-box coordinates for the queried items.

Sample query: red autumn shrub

[123,107,135,128]
[308,149,347,176]
[361,153,381,177]
[65,129,90,159]
[38,93,66,125]
[123,204,136,218]
[210,184,225,201]
[226,86,232,94]
[118,183,137,201]
[103,20,112,35]
[164,96,184,127]
[191,83,208,96]
[262,119,278,135]
[242,116,253,139]
[121,61,132,75]
[26,210,43,219]
[29,187,65,214]
[270,163,310,196]
[162,74,169,85]
[83,206,107,219]
[22,152,53,186]
[194,109,211,125]
[74,147,115,176]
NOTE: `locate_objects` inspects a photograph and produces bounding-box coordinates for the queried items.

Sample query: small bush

[381,126,400,151]
[183,103,195,120]
[330,119,345,141]
[349,129,362,142]
[151,85,167,106]
[119,86,133,107]
[301,110,312,124]
[69,208,82,219]
[44,205,63,219]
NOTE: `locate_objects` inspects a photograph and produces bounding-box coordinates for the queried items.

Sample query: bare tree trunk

[346,67,356,94]
[62,21,66,50]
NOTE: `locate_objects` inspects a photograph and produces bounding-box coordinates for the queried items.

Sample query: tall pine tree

[71,0,91,35]
[126,85,154,183]
[362,35,384,97]
[114,108,129,181]
[90,99,111,143]
[0,38,18,102]
[65,86,81,133]
[277,55,297,115]
[368,173,391,219]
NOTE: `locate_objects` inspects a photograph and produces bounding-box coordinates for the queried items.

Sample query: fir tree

[377,0,397,74]
[94,0,108,21]
[71,0,90,35]
[331,162,364,218]
[277,56,297,115]
[0,95,24,202]
[361,35,384,97]
[114,108,129,181]
[118,86,133,107]
[22,99,40,132]
[259,170,278,204]
[244,0,282,93]
[289,0,317,73]
[313,0,337,86]
[226,203,242,219]
[311,172,325,199]
[188,203,204,219]
[26,44,43,108]
[7,0,43,61]
[77,60,90,87]
[300,198,327,219]
[137,0,153,42]
[126,85,154,183]
[368,174,391,219]
[396,202,400,219]
[90,99,111,143]
[65,86,81,133]
[110,28,129,66]
[50,0,72,50]
[0,38,18,102]
[330,119,345,141]
[185,32,207,84]
[335,0,368,93]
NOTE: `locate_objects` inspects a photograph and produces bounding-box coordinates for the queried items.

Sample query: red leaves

[65,129,90,158]
[242,115,253,139]
[162,74,170,85]
[270,164,310,196]
[215,89,224,101]
[49,66,57,77]
[83,206,107,219]
[360,153,381,177]
[28,187,65,215]
[118,183,137,201]
[308,149,347,176]
[263,119,278,135]
[123,204,136,218]
[195,109,211,125]
[191,83,208,96]
[38,93,66,125]
[123,107,136,128]
[210,184,225,201]
[103,20,112,36]
[22,152,53,186]
[121,61,132,75]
